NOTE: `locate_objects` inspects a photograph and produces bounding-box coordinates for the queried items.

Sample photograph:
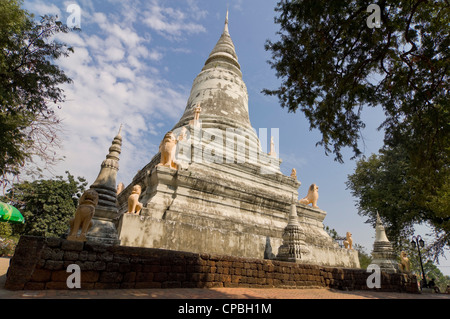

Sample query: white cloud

[141,0,206,40]
[24,0,204,186]
[23,0,61,17]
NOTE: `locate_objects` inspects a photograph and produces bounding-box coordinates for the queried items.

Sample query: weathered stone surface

[5,228,417,293]
[114,15,360,269]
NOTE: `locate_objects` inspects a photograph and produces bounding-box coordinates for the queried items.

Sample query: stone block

[51,270,69,282]
[64,251,79,261]
[80,261,95,271]
[31,269,52,282]
[44,260,64,270]
[99,271,123,283]
[119,263,132,273]
[129,263,142,273]
[81,271,100,283]
[136,272,154,282]
[84,242,108,253]
[153,272,168,282]
[203,282,223,288]
[233,261,244,268]
[61,240,85,251]
[120,282,135,289]
[98,251,114,262]
[93,261,106,271]
[143,264,160,273]
[189,273,205,282]
[113,255,130,264]
[122,272,136,282]
[168,273,186,282]
[106,262,120,272]
[78,251,89,261]
[41,248,64,261]
[45,237,62,248]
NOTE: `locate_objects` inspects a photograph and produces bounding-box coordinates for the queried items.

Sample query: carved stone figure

[126,185,143,215]
[157,130,186,169]
[343,232,353,250]
[299,184,319,208]
[398,251,411,273]
[117,182,124,195]
[194,104,202,121]
[189,104,202,126]
[67,189,99,242]
[290,168,297,179]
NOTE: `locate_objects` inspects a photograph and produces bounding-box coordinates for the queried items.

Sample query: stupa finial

[224,8,229,34]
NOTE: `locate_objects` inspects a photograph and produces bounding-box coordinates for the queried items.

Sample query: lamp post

[411,235,427,289]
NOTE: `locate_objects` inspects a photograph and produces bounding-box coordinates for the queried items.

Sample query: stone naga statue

[157,128,187,169]
[126,185,143,215]
[299,184,319,208]
[67,189,99,242]
[343,232,353,250]
[398,251,411,273]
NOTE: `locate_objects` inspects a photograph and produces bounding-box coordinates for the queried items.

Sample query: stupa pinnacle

[86,126,123,245]
[371,213,399,273]
[90,125,122,209]
[174,10,252,131]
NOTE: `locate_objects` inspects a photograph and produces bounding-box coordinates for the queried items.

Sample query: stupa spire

[173,9,253,131]
[203,9,240,74]
[370,212,399,273]
[90,126,122,207]
[224,8,229,34]
[86,125,123,245]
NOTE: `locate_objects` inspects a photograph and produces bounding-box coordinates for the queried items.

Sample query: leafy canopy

[264,0,449,167]
[0,0,73,184]
[266,0,449,260]
[346,145,449,261]
[3,171,87,238]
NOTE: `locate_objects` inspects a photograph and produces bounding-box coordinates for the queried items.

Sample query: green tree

[3,172,87,238]
[0,0,73,190]
[264,0,449,260]
[264,0,449,168]
[422,260,449,292]
[346,145,449,261]
[354,244,372,270]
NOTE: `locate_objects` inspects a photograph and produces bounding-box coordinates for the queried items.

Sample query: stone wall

[4,236,418,293]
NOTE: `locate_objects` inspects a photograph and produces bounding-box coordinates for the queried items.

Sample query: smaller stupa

[370,213,399,273]
[276,196,310,263]
[86,126,123,245]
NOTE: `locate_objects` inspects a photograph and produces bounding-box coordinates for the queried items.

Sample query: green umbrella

[0,201,25,224]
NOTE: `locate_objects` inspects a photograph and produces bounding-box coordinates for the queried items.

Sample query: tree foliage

[264,0,449,167]
[266,0,449,260]
[346,145,449,261]
[2,172,87,238]
[0,0,73,190]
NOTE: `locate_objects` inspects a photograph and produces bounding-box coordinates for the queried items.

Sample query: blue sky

[22,0,449,275]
